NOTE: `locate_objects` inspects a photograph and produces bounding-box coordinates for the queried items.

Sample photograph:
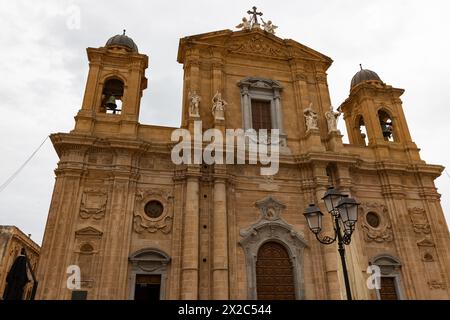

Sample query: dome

[105,30,138,52]
[350,67,382,89]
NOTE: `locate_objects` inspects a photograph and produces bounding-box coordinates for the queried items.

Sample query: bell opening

[378,110,395,142]
[101,78,124,115]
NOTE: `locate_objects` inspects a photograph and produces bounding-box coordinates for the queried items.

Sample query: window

[366,212,380,228]
[251,100,272,131]
[237,77,287,146]
[356,115,368,146]
[144,200,164,219]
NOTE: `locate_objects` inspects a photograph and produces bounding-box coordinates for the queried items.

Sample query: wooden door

[379,277,399,300]
[256,242,295,300]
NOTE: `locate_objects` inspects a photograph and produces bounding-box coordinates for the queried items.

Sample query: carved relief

[133,189,174,234]
[80,189,108,220]
[229,35,285,57]
[408,207,431,234]
[359,202,394,242]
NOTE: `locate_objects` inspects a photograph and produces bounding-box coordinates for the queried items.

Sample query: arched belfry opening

[378,109,395,142]
[355,115,368,146]
[101,78,124,114]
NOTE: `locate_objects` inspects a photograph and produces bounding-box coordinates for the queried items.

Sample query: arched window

[370,254,404,300]
[101,78,124,114]
[378,110,394,142]
[355,115,368,146]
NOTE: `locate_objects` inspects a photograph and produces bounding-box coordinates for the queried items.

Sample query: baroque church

[36,10,450,300]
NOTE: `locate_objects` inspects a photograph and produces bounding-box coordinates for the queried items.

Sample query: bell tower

[73,30,148,137]
[339,67,421,161]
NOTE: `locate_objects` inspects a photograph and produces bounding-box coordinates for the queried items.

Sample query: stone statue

[325,105,341,133]
[261,19,278,34]
[304,103,318,131]
[212,91,227,120]
[236,17,251,31]
[188,90,201,117]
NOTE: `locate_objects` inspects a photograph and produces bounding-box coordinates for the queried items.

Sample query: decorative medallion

[359,202,393,243]
[133,189,174,234]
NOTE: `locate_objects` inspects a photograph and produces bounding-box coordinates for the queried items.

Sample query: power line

[0,136,49,194]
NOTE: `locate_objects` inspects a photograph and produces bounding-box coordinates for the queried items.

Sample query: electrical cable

[0,136,49,193]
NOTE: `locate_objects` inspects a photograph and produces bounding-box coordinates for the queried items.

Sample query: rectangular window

[379,277,399,300]
[251,100,272,131]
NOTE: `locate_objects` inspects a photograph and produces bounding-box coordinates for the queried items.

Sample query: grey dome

[105,31,138,52]
[351,68,382,89]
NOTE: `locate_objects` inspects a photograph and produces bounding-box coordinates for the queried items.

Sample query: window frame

[237,77,287,146]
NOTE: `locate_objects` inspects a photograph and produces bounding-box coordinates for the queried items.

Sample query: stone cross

[247,6,263,25]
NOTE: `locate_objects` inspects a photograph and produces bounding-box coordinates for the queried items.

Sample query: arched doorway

[256,242,295,300]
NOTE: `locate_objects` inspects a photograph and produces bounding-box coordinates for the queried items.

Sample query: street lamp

[303,187,360,300]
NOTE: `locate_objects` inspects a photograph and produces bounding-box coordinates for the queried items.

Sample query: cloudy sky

[0,0,449,245]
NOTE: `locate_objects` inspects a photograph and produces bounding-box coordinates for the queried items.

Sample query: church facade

[35,16,450,300]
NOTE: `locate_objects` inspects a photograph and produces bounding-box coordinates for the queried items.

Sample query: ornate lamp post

[303,187,360,300]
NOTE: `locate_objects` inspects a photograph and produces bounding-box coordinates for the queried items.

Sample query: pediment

[417,238,435,247]
[178,28,332,68]
[75,226,103,237]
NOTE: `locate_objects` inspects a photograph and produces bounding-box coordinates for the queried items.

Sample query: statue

[236,17,251,31]
[261,19,278,34]
[188,91,201,117]
[304,103,318,131]
[212,91,227,120]
[325,105,341,133]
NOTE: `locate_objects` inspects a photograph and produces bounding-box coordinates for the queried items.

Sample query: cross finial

[247,6,263,24]
[123,29,126,35]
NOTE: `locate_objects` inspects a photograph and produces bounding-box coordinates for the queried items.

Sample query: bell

[105,95,117,110]
[381,121,393,139]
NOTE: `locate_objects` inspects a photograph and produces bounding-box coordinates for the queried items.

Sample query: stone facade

[0,226,40,299]
[35,27,450,300]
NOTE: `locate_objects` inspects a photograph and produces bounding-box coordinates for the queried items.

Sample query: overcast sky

[0,0,449,245]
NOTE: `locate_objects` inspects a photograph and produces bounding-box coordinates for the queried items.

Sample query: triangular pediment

[178,28,332,68]
[75,226,103,237]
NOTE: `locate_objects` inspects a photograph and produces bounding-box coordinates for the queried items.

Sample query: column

[180,169,200,299]
[212,173,229,299]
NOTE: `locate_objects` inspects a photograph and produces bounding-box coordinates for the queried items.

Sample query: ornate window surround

[369,253,405,300]
[239,195,308,300]
[237,77,287,147]
[128,248,171,300]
